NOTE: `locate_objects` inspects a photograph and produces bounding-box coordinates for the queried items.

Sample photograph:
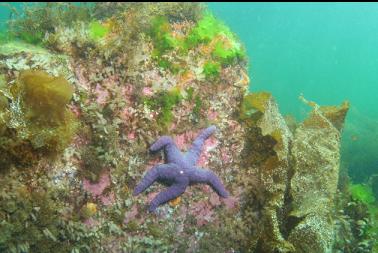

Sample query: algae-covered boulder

[0,3,249,252]
[0,41,75,82]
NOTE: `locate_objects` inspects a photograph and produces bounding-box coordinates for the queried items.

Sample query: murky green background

[1,3,377,182]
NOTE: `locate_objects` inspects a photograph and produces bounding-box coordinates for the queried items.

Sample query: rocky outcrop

[0,38,349,252]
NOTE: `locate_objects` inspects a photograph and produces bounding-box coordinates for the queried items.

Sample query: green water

[0,3,377,182]
[209,3,378,118]
[209,3,378,182]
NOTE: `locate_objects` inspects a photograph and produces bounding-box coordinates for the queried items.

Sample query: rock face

[0,3,349,253]
[0,4,249,252]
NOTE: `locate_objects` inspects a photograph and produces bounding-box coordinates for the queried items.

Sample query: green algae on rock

[89,21,110,41]
[350,183,376,205]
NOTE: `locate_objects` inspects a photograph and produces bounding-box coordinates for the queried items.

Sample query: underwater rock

[0,41,48,56]
[288,99,349,253]
[0,3,249,252]
[0,42,75,82]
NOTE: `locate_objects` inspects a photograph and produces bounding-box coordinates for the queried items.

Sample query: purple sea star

[133,125,229,212]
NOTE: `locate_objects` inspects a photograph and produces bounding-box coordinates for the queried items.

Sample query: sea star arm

[149,179,189,212]
[150,136,184,164]
[185,125,217,165]
[189,167,229,198]
[133,164,175,196]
